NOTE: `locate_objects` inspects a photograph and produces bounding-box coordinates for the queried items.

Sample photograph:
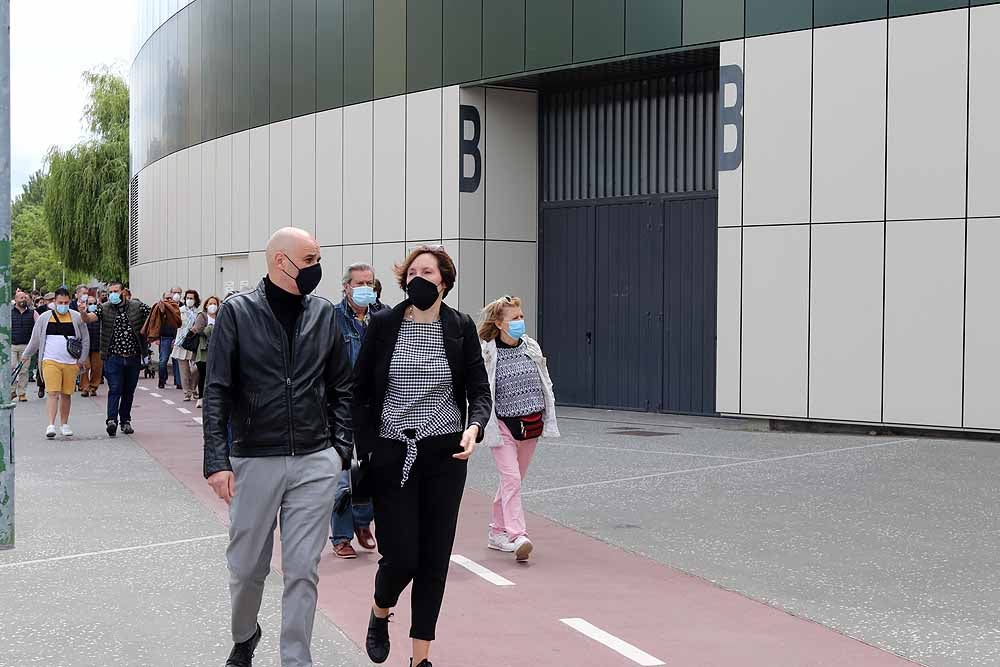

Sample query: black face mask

[406,276,441,311]
[283,257,322,296]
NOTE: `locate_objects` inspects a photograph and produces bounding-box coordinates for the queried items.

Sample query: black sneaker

[226,624,261,667]
[121,422,134,435]
[410,660,432,667]
[366,609,392,664]
[106,419,118,437]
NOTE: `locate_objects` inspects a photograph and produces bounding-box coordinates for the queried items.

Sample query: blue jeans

[158,337,175,386]
[105,354,141,424]
[330,469,374,544]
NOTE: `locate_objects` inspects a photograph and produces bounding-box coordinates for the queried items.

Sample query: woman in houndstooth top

[352,244,492,667]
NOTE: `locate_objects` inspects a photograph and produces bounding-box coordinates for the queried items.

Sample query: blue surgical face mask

[507,319,526,340]
[108,292,122,305]
[351,285,376,307]
[55,304,70,315]
[88,304,98,313]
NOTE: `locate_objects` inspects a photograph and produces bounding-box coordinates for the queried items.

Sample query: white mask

[207,304,218,315]
[186,298,195,308]
[172,293,182,302]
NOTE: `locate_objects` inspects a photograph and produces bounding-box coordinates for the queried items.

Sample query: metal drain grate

[606,428,676,438]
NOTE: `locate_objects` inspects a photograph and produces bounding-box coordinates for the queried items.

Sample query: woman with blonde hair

[479,295,559,561]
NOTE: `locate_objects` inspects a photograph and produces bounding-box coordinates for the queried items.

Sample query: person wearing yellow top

[22,287,90,438]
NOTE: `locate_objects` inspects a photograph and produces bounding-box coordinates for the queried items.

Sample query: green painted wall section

[526,0,573,70]
[483,0,525,79]
[408,0,444,92]
[815,0,888,27]
[270,0,294,121]
[626,0,682,54]
[891,0,969,16]
[442,0,481,85]
[746,0,813,36]
[344,0,374,105]
[292,0,318,117]
[374,0,407,99]
[317,0,345,110]
[684,0,745,45]
[132,0,1000,174]
[573,0,626,63]
[248,0,269,128]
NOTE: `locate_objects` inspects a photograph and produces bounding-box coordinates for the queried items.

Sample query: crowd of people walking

[10,280,227,440]
[13,227,561,667]
[198,228,560,667]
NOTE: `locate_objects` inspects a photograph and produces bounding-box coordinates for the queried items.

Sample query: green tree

[44,68,129,282]
[11,169,46,221]
[11,203,88,293]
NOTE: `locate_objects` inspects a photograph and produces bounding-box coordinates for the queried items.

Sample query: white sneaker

[45,424,56,439]
[61,424,73,437]
[512,535,533,562]
[487,531,515,552]
[196,399,202,409]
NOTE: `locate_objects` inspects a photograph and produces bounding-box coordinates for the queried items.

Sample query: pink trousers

[490,420,538,540]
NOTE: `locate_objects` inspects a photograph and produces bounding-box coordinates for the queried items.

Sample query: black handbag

[56,312,83,359]
[180,329,200,352]
[64,335,83,359]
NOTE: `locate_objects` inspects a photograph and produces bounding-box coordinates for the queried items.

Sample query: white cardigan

[481,336,560,448]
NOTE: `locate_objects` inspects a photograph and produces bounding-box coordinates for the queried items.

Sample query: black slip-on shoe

[226,624,262,666]
[366,609,392,664]
[106,419,118,437]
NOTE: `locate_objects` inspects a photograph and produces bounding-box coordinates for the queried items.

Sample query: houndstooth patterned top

[380,319,464,485]
[494,342,546,418]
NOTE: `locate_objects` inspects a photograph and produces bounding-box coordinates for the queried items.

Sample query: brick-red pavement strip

[128,379,917,666]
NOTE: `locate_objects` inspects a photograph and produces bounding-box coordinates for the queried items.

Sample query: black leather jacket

[202,280,354,478]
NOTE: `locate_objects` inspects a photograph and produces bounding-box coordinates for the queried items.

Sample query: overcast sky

[11,0,134,199]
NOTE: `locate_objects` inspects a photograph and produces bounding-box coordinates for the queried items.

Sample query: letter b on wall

[719,64,744,172]
[460,104,482,193]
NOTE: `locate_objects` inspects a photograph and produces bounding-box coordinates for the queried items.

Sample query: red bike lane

[127,380,917,666]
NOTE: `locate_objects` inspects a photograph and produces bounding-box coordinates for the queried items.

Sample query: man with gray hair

[328,261,385,559]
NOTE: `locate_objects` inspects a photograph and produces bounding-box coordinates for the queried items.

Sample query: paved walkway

[2,381,996,665]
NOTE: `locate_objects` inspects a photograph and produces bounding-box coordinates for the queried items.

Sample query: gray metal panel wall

[540,69,719,202]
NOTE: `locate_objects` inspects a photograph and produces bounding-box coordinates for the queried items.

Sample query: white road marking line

[150,392,162,398]
[138,386,149,391]
[548,442,751,460]
[162,399,175,406]
[193,417,203,425]
[561,618,665,666]
[524,439,918,496]
[450,555,515,587]
[0,534,228,569]
[177,408,191,414]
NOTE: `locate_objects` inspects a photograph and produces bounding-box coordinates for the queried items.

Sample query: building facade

[130,1,1000,433]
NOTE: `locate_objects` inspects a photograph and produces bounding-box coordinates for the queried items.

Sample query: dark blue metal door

[594,201,665,411]
[540,205,596,407]
[538,69,718,415]
[662,196,717,414]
